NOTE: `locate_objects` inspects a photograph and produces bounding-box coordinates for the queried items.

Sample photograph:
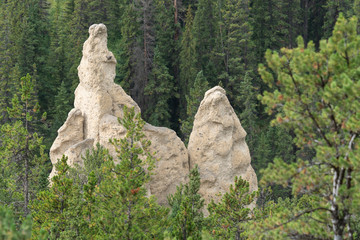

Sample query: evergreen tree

[31,156,85,239]
[49,81,72,143]
[245,195,331,239]
[302,0,327,46]
[207,176,258,240]
[250,0,280,63]
[323,0,354,38]
[46,0,73,134]
[238,72,258,145]
[0,205,34,240]
[145,47,174,127]
[118,0,157,113]
[258,15,360,239]
[153,0,179,128]
[218,0,253,104]
[0,0,51,121]
[180,70,208,143]
[71,143,111,187]
[153,0,177,72]
[95,106,168,239]
[278,0,302,49]
[117,2,142,95]
[179,7,198,120]
[168,165,204,240]
[193,0,218,85]
[0,74,48,217]
[0,0,17,123]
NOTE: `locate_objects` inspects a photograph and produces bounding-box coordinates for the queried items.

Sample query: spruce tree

[117,2,141,94]
[0,74,48,217]
[31,156,84,239]
[180,70,208,143]
[145,47,174,128]
[207,176,258,240]
[179,7,198,120]
[237,72,258,148]
[193,0,218,85]
[95,106,168,239]
[168,165,204,240]
[0,0,16,123]
[218,0,253,97]
[49,81,72,143]
[0,205,34,240]
[323,0,354,38]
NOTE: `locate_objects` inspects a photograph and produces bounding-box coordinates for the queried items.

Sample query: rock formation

[49,24,188,205]
[50,23,257,208]
[188,86,258,210]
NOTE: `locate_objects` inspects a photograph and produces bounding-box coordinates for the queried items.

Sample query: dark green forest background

[1,0,360,239]
[2,0,356,177]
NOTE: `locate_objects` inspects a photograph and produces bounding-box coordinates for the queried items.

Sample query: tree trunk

[174,0,179,40]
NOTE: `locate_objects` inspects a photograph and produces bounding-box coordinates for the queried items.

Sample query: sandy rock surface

[188,86,258,212]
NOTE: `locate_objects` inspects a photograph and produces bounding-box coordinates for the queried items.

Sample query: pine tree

[46,0,72,124]
[245,195,330,239]
[218,0,253,100]
[31,156,85,239]
[95,106,168,239]
[302,0,327,46]
[117,2,141,94]
[153,0,177,71]
[258,15,360,239]
[323,0,354,38]
[0,205,34,240]
[179,7,198,120]
[167,165,204,240]
[70,143,111,187]
[180,70,208,143]
[0,74,48,217]
[0,0,17,123]
[238,72,257,136]
[193,0,218,85]
[250,0,279,63]
[0,0,51,121]
[207,176,258,240]
[152,0,179,128]
[145,47,174,127]
[49,81,72,144]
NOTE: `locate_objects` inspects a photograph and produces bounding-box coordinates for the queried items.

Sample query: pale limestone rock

[144,124,189,205]
[188,86,258,212]
[49,108,84,179]
[49,24,189,205]
[64,139,94,166]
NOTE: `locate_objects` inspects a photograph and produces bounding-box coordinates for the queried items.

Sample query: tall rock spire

[49,24,189,205]
[188,86,258,213]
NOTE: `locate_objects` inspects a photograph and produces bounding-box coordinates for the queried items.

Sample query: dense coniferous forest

[0,0,360,239]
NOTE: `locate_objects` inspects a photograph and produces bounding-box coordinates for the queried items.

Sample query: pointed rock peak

[78,23,116,88]
[188,85,258,214]
[204,85,226,99]
[50,24,189,206]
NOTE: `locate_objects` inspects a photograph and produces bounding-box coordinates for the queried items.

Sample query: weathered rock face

[188,86,258,212]
[49,24,189,205]
[50,23,257,208]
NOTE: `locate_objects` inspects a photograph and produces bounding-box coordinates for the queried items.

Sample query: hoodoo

[50,23,257,208]
[49,24,189,205]
[188,86,258,211]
